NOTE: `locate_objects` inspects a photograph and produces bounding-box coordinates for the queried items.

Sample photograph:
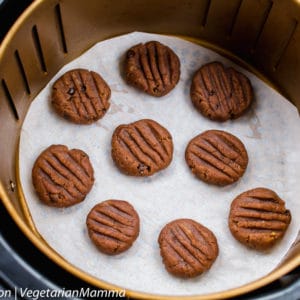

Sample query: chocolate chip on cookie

[111,119,173,176]
[190,61,253,121]
[125,41,180,97]
[52,69,111,124]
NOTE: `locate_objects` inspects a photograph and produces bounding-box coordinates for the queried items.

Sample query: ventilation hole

[32,25,47,73]
[9,180,16,192]
[202,0,212,27]
[14,50,31,94]
[228,0,243,37]
[1,79,19,120]
[274,19,298,70]
[252,0,273,52]
[55,3,68,53]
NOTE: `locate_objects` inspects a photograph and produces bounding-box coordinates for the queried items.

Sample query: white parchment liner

[19,32,300,296]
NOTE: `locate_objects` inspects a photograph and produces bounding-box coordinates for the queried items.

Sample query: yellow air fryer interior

[0,0,299,299]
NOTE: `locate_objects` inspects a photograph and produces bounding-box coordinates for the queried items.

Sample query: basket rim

[2,182,300,299]
[0,0,299,299]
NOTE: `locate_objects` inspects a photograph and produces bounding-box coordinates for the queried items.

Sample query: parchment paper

[19,32,300,296]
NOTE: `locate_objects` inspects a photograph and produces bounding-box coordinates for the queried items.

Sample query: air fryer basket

[0,0,299,299]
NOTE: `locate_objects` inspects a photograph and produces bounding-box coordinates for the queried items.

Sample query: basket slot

[0,84,21,215]
[202,0,212,27]
[228,0,243,37]
[14,50,31,95]
[30,2,73,79]
[1,79,19,121]
[252,2,299,68]
[252,0,273,51]
[271,19,300,109]
[201,0,244,45]
[55,3,68,54]
[273,19,298,70]
[0,44,37,119]
[32,25,47,73]
[59,0,215,52]
[0,22,49,101]
[229,0,274,55]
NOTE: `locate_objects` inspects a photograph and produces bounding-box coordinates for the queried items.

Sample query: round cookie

[190,61,253,121]
[32,144,94,207]
[158,219,218,278]
[52,68,111,124]
[229,188,291,250]
[111,119,173,176]
[185,130,248,186]
[125,41,180,97]
[86,200,140,255]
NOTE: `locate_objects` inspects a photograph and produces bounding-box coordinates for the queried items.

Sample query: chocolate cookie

[229,188,291,250]
[86,200,140,255]
[111,119,173,176]
[158,219,218,278]
[125,41,180,97]
[190,61,253,121]
[52,69,111,124]
[32,145,94,207]
[185,130,248,186]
